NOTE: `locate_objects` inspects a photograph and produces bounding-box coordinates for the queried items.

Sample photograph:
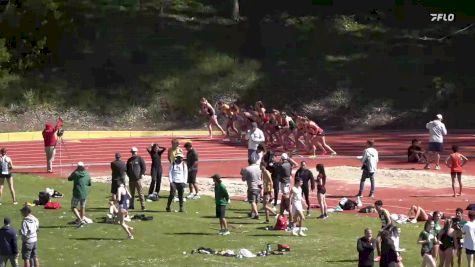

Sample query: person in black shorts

[146,143,166,197]
[213,174,230,235]
[184,142,200,200]
[294,161,314,216]
[0,148,17,205]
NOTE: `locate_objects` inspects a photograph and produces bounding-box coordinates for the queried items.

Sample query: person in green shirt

[67,162,92,227]
[213,174,229,236]
[453,208,467,267]
[418,220,437,267]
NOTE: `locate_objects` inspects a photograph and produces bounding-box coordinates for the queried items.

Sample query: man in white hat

[67,161,91,226]
[126,147,146,210]
[425,114,447,170]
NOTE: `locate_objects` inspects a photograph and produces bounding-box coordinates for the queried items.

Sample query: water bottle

[266,243,272,254]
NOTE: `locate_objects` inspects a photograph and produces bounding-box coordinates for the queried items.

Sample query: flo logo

[430,13,455,22]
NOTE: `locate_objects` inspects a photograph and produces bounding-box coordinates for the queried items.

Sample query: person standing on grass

[276,153,297,217]
[241,159,262,220]
[0,217,18,267]
[184,142,200,200]
[418,220,438,267]
[445,145,468,197]
[356,139,379,198]
[290,177,306,237]
[453,208,467,267]
[126,147,146,211]
[0,148,17,205]
[380,229,400,267]
[42,117,62,173]
[212,174,230,235]
[357,228,376,267]
[116,183,134,240]
[294,161,314,216]
[245,122,265,161]
[261,163,276,224]
[438,219,455,267]
[167,139,182,163]
[425,114,447,170]
[67,162,92,227]
[20,206,39,267]
[463,211,475,267]
[166,152,188,213]
[374,200,392,260]
[110,152,126,201]
[200,97,226,139]
[316,164,328,219]
[146,143,166,197]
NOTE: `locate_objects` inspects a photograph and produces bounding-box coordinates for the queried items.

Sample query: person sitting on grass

[445,145,468,197]
[407,139,427,163]
[290,177,306,237]
[212,174,230,236]
[67,162,92,227]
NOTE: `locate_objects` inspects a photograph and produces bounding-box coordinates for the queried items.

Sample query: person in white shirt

[166,152,188,213]
[463,211,475,267]
[246,122,265,160]
[290,178,306,237]
[425,114,447,170]
[0,148,17,205]
[356,140,379,198]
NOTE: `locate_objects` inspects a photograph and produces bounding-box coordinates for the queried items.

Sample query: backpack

[38,192,50,205]
[274,215,289,230]
[342,199,357,210]
[44,202,61,209]
[359,205,376,213]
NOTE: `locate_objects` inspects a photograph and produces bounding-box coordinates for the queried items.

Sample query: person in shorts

[445,145,468,197]
[241,159,262,220]
[425,114,447,170]
[110,152,126,201]
[276,153,297,217]
[68,162,92,227]
[20,206,39,267]
[418,220,437,267]
[116,182,134,240]
[184,142,200,199]
[290,178,306,236]
[213,174,230,235]
[0,148,17,205]
[463,211,475,267]
[453,207,467,267]
[261,163,276,223]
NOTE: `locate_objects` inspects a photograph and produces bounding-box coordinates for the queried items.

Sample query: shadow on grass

[166,232,213,236]
[40,225,75,229]
[326,259,358,263]
[248,234,285,237]
[87,207,109,212]
[228,221,260,225]
[201,216,244,219]
[70,237,124,241]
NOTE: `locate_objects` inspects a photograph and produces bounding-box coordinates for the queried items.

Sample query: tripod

[55,134,70,176]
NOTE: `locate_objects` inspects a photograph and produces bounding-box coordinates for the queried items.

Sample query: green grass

[0,174,446,266]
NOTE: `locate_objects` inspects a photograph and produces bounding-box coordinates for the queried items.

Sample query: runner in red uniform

[445,145,468,197]
[200,97,226,139]
[292,114,307,151]
[305,118,337,157]
[217,101,239,139]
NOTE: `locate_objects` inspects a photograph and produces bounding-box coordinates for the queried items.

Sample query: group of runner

[199,98,337,157]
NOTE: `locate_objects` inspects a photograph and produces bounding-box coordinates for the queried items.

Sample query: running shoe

[331,152,337,156]
[128,235,134,240]
[435,165,441,170]
[186,193,195,199]
[13,202,18,205]
[298,230,307,237]
[192,194,201,200]
[222,230,230,236]
[317,214,325,219]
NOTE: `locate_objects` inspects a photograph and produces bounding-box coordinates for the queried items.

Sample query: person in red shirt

[445,145,468,197]
[42,117,62,173]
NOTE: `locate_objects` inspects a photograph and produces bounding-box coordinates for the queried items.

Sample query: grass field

[0,174,451,266]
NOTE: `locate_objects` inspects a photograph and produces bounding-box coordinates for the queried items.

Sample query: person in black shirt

[408,139,427,163]
[380,230,400,267]
[146,143,166,197]
[110,152,126,201]
[294,161,314,216]
[184,142,200,199]
[357,228,376,267]
[126,147,147,211]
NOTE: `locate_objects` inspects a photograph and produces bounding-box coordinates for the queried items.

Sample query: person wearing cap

[146,144,166,197]
[167,151,188,212]
[0,217,18,267]
[213,174,230,235]
[425,114,447,170]
[126,147,146,211]
[0,148,17,205]
[42,117,62,173]
[245,122,265,161]
[167,139,183,163]
[110,152,126,201]
[184,142,200,199]
[241,158,262,220]
[275,153,297,217]
[19,206,39,267]
[68,162,92,226]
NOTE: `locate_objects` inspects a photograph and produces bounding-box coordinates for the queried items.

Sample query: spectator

[184,142,200,200]
[290,177,306,237]
[146,144,166,197]
[250,144,265,166]
[245,122,265,160]
[167,139,182,163]
[241,159,262,220]
[166,152,187,213]
[20,206,39,267]
[42,117,62,173]
[445,145,468,197]
[294,161,314,216]
[0,217,18,267]
[212,174,230,235]
[316,164,327,219]
[374,200,392,259]
[418,220,437,267]
[380,230,400,267]
[425,114,447,170]
[0,148,17,205]
[463,211,475,267]
[67,162,92,227]
[453,207,467,267]
[438,219,455,267]
[110,152,126,201]
[261,163,276,224]
[357,228,376,267]
[356,139,379,198]
[276,153,297,218]
[407,139,427,163]
[126,147,146,211]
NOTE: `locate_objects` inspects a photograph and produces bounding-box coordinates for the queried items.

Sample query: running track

[3,131,475,216]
